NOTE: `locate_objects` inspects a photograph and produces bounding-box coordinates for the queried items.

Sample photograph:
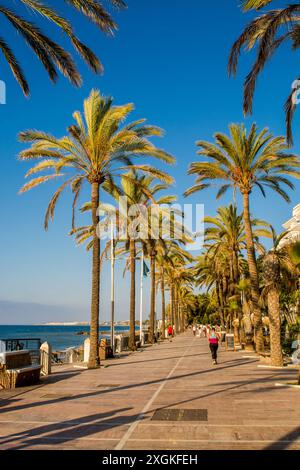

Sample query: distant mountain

[0,300,87,325]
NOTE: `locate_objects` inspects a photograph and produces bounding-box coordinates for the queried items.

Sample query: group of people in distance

[192,324,221,366]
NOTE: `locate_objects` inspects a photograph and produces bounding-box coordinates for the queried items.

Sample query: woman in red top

[208,327,220,365]
[167,325,173,342]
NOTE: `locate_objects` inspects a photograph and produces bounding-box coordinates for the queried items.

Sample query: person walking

[208,327,220,365]
[167,325,174,342]
[192,325,197,337]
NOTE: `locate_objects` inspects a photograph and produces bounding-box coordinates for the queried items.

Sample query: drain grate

[41,394,73,399]
[152,409,208,422]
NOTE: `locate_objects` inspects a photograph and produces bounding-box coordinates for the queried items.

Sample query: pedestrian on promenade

[192,325,197,336]
[208,327,220,365]
[167,325,174,342]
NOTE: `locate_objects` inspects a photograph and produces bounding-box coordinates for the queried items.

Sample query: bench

[0,350,41,389]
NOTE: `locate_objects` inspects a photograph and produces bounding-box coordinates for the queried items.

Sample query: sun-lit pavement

[0,332,300,450]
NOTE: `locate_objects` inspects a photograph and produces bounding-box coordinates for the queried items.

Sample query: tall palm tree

[143,208,185,343]
[205,205,244,292]
[156,257,167,339]
[116,173,175,350]
[204,204,270,341]
[162,243,194,334]
[195,250,231,329]
[261,228,293,367]
[76,179,177,350]
[205,207,268,283]
[156,242,191,339]
[229,0,300,144]
[18,89,174,368]
[144,228,169,343]
[283,241,300,384]
[185,123,300,352]
[173,268,195,333]
[0,0,126,94]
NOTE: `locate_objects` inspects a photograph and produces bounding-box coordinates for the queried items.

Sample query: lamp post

[139,250,144,343]
[110,220,115,355]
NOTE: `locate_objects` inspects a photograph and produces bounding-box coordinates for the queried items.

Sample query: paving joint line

[115,337,196,450]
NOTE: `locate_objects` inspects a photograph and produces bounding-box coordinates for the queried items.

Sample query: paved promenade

[0,333,300,450]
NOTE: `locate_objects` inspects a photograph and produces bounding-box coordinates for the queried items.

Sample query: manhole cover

[152,409,208,422]
[41,394,73,399]
[97,384,120,388]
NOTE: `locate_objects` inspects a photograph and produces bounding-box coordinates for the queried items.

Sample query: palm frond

[242,0,273,11]
[0,36,29,95]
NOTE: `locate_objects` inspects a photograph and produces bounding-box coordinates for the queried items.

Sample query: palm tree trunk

[298,331,300,386]
[178,304,182,332]
[180,305,185,332]
[233,317,240,348]
[88,182,100,369]
[268,287,283,367]
[161,267,166,340]
[129,239,137,351]
[149,252,156,344]
[216,280,225,329]
[174,287,179,334]
[171,284,175,331]
[242,191,264,353]
[232,250,240,288]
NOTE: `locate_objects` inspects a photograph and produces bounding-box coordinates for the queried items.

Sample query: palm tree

[178,286,197,331]
[0,1,126,94]
[143,209,183,343]
[162,244,194,334]
[144,229,168,344]
[204,205,270,337]
[75,177,177,350]
[284,241,300,383]
[205,205,244,293]
[156,257,167,339]
[117,173,175,350]
[261,228,294,367]
[173,268,195,333]
[19,89,174,368]
[185,123,300,352]
[229,0,300,144]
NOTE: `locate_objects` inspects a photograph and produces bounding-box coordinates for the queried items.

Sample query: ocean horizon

[0,324,138,351]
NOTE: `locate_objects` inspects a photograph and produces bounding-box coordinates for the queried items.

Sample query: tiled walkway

[0,333,300,450]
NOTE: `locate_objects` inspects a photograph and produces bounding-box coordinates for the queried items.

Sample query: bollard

[83,337,90,363]
[40,342,52,376]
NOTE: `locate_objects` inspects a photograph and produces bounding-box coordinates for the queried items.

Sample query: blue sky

[0,0,299,324]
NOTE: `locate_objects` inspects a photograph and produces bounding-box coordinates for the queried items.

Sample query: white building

[279,203,300,248]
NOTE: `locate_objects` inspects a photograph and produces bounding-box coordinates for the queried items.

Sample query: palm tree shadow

[147,370,287,414]
[108,352,209,367]
[0,407,138,450]
[0,359,258,415]
[43,370,82,384]
[0,371,82,409]
[264,427,300,450]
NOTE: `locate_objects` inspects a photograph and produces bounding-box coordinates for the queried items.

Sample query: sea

[0,325,135,351]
